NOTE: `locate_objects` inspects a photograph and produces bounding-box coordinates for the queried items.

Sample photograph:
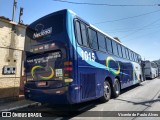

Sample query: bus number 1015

[81,50,95,62]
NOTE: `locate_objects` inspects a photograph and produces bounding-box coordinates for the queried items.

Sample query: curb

[0,102,40,112]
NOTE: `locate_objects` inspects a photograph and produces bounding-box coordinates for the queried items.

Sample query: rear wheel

[100,81,111,102]
[112,78,120,98]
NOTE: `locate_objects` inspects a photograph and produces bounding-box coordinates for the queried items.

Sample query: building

[0,16,27,101]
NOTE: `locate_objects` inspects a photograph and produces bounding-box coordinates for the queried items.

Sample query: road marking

[0,102,39,112]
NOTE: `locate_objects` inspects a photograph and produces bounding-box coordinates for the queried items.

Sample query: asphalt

[0,99,39,112]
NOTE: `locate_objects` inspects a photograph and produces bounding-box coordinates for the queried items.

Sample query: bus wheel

[100,81,111,102]
[112,78,120,98]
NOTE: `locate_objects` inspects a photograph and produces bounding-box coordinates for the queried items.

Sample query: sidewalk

[0,97,39,111]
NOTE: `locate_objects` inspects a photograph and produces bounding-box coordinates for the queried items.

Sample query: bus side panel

[66,11,81,104]
[77,47,97,101]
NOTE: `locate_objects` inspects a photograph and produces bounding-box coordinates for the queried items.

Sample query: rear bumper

[145,74,152,78]
[24,86,74,104]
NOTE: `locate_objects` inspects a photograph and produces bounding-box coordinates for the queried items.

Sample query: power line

[53,0,160,7]
[122,27,160,42]
[106,25,160,33]
[94,9,160,24]
[121,29,160,41]
[121,18,160,39]
[103,23,160,31]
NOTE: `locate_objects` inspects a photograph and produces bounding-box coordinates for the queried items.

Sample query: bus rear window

[25,14,65,51]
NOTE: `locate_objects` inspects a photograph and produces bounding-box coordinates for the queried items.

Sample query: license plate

[37,82,47,87]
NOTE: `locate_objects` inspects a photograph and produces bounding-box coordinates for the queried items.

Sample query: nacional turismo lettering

[33,27,52,39]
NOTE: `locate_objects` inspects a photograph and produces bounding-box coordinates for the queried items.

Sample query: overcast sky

[0,0,160,61]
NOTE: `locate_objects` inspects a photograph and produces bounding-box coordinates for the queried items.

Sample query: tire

[100,81,111,102]
[112,78,120,98]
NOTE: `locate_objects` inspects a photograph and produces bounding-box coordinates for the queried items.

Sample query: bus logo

[33,24,52,39]
[31,66,54,80]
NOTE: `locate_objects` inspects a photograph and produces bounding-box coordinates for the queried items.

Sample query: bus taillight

[64,67,73,71]
[64,61,72,66]
[64,61,73,81]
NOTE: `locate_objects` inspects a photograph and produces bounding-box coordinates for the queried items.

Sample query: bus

[144,61,158,79]
[24,9,143,105]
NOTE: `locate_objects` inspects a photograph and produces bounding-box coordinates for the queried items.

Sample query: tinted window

[80,23,88,47]
[106,37,112,53]
[128,50,132,60]
[131,52,134,61]
[135,54,138,62]
[117,44,123,57]
[122,46,126,58]
[88,28,98,50]
[112,41,119,56]
[125,48,129,59]
[144,62,151,68]
[75,21,82,45]
[97,33,106,52]
[25,14,64,51]
[138,55,141,63]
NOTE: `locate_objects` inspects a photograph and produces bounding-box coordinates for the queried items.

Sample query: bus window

[88,28,98,50]
[112,41,119,56]
[131,52,135,61]
[80,23,89,47]
[128,50,132,61]
[125,48,129,59]
[135,54,138,62]
[138,55,141,63]
[75,21,82,45]
[117,44,123,57]
[106,37,112,54]
[122,46,126,58]
[97,32,106,52]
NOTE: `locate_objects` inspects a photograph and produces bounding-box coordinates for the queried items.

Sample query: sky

[0,0,160,61]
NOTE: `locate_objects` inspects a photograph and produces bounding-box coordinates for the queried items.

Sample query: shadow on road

[115,98,160,107]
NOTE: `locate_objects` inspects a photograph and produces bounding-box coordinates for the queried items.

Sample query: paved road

[15,77,160,120]
[73,77,160,120]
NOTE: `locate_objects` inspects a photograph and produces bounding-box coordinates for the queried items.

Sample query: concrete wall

[0,18,26,99]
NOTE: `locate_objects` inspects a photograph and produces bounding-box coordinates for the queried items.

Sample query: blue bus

[24,9,143,104]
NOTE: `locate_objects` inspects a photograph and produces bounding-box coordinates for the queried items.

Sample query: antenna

[18,7,23,24]
[12,0,17,22]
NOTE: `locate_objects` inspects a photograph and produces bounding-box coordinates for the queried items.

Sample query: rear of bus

[24,10,77,104]
[144,61,156,79]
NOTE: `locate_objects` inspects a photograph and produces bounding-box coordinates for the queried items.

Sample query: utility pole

[12,0,17,22]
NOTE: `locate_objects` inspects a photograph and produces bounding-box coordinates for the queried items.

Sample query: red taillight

[64,67,73,71]
[64,61,73,79]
